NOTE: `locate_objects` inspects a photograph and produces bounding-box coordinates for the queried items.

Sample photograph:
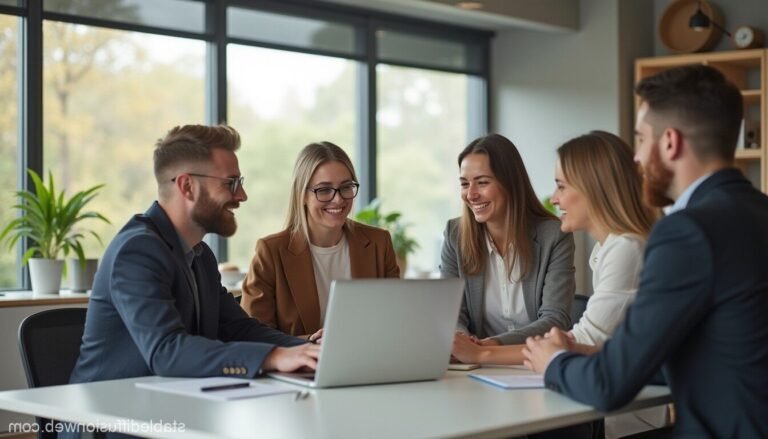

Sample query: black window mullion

[41,11,211,41]
[225,36,364,62]
[483,41,492,135]
[376,57,485,76]
[0,4,23,16]
[18,0,43,289]
[357,19,377,206]
[205,0,229,261]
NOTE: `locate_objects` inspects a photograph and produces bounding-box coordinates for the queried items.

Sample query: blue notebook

[468,373,544,389]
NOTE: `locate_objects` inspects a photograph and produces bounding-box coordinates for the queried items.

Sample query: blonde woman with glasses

[451,131,664,438]
[240,142,400,340]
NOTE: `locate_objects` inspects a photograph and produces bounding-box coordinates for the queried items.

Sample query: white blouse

[571,233,645,346]
[482,234,529,336]
[309,234,351,323]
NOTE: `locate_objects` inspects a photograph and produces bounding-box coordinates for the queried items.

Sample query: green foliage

[354,199,419,260]
[0,169,110,266]
[541,196,558,216]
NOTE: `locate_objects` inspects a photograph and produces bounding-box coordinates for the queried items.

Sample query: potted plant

[0,169,110,294]
[354,199,419,277]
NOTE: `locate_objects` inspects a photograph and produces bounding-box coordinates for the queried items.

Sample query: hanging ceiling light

[689,0,731,37]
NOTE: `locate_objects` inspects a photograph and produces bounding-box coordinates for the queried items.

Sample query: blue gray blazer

[545,169,768,437]
[440,217,575,345]
[70,202,304,384]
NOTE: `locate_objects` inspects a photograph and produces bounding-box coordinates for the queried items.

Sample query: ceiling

[320,0,580,32]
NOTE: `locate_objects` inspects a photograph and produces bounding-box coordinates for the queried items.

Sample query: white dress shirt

[664,172,713,215]
[482,234,530,337]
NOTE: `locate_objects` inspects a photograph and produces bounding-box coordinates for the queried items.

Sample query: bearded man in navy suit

[71,124,320,386]
[524,65,768,437]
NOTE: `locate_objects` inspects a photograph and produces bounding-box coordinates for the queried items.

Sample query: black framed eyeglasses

[172,173,244,194]
[307,183,360,202]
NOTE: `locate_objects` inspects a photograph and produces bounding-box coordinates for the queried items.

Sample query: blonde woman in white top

[452,131,665,436]
[571,232,645,345]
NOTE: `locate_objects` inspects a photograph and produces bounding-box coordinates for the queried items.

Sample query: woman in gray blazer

[440,133,575,346]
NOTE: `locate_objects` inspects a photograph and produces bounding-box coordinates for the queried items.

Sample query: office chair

[570,294,590,328]
[17,307,95,439]
[568,294,605,439]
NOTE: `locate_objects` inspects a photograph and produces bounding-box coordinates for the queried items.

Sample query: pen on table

[200,382,251,392]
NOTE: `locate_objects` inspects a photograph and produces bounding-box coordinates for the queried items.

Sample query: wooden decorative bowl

[659,0,724,53]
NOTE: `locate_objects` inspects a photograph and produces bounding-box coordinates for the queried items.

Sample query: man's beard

[192,186,238,237]
[642,144,674,208]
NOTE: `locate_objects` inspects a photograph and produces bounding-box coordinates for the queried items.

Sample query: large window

[227,45,358,269]
[377,65,470,274]
[375,27,486,275]
[0,2,489,289]
[43,21,206,259]
[0,15,19,288]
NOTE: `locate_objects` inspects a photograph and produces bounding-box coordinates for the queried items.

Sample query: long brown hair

[458,133,556,280]
[557,131,657,238]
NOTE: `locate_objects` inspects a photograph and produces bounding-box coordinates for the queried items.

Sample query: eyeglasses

[307,183,360,202]
[172,173,244,194]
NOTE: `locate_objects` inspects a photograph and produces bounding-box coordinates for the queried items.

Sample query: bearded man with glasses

[69,124,320,390]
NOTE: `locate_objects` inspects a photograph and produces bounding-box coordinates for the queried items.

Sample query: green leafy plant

[0,169,110,266]
[541,196,558,216]
[354,198,419,261]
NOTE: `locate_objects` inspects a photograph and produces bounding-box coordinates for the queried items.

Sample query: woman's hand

[452,332,483,363]
[477,337,501,346]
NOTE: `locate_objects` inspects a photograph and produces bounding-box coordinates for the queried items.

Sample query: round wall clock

[732,25,764,49]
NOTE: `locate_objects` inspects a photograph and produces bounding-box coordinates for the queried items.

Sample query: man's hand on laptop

[263,344,321,372]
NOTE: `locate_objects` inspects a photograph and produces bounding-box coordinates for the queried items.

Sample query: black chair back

[570,294,590,329]
[18,307,87,439]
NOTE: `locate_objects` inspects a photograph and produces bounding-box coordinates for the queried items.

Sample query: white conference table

[0,367,671,439]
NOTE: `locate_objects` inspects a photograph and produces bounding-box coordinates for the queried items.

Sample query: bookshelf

[636,49,766,192]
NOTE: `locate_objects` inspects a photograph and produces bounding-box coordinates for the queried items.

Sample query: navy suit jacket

[70,202,304,384]
[545,169,768,437]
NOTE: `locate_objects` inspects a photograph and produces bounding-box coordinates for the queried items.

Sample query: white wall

[490,0,654,293]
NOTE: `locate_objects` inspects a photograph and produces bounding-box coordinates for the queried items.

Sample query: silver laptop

[268,278,463,388]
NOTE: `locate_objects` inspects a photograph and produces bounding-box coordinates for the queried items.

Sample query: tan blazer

[240,220,400,336]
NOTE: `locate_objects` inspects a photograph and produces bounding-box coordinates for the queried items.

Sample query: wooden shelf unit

[635,49,766,192]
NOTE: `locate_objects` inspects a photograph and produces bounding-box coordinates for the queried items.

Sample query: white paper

[136,377,297,401]
[447,363,481,371]
[468,373,544,389]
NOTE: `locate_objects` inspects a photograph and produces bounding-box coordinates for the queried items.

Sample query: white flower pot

[28,258,64,295]
[67,258,98,292]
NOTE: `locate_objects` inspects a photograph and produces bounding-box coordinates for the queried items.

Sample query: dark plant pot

[67,258,98,292]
